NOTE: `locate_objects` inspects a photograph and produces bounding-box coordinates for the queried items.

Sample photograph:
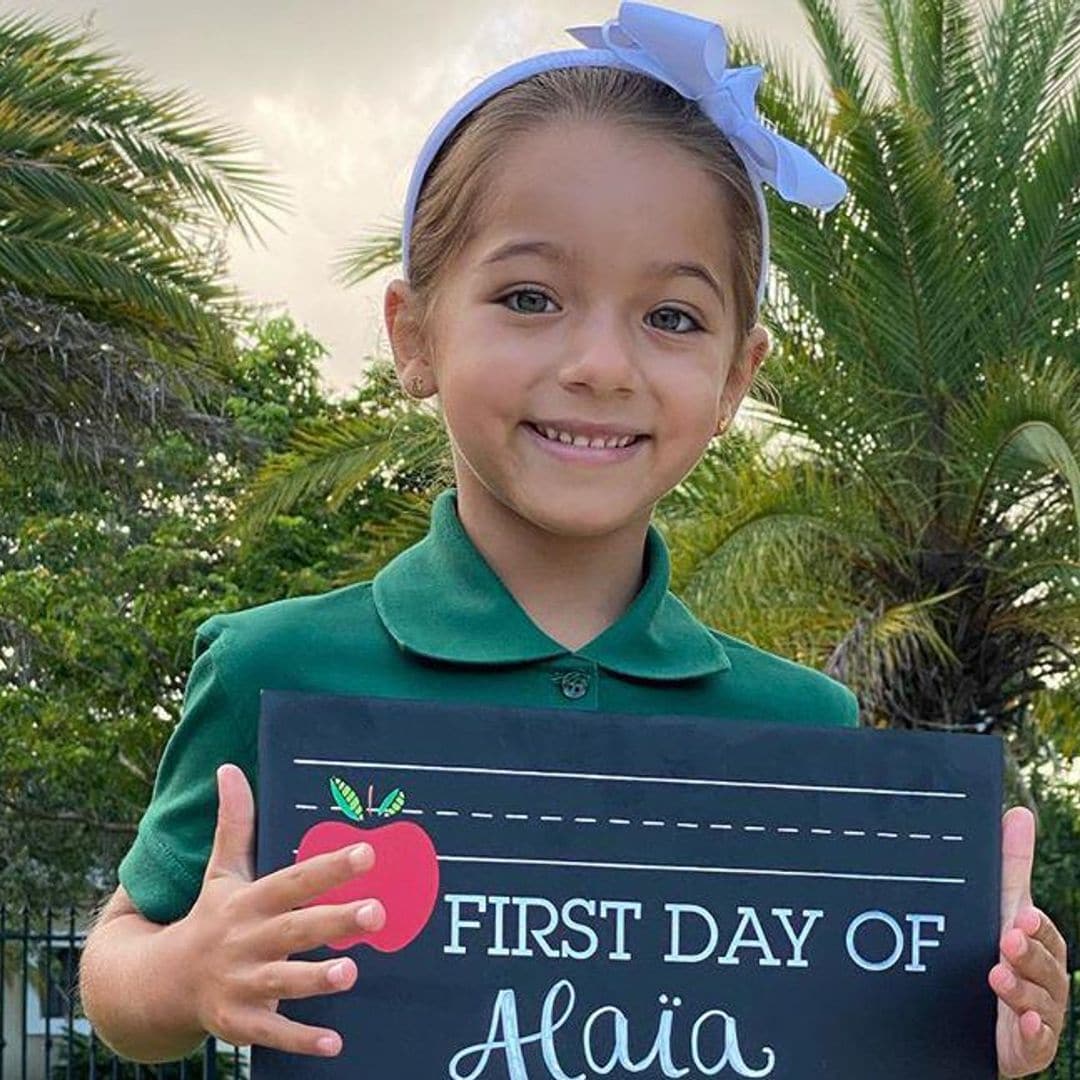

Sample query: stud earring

[715,415,730,436]
[409,374,425,396]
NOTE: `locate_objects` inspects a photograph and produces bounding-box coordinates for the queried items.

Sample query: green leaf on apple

[329,776,365,821]
[376,786,406,817]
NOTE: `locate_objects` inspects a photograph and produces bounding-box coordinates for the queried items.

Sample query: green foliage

[0,10,290,478]
[0,313,408,910]
[654,0,1080,746]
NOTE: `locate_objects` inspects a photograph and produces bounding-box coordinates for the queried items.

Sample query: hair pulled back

[406,65,764,352]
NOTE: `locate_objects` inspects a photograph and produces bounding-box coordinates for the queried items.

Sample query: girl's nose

[556,317,641,396]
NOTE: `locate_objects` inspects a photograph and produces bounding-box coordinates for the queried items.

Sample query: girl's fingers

[989,962,1062,1036]
[254,896,386,959]
[250,956,358,1002]
[1017,1014,1061,1072]
[1014,907,1069,968]
[233,1005,346,1058]
[1001,927,1069,1008]
[250,842,375,916]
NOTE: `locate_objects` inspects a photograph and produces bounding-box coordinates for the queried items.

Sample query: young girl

[79,2,1068,1075]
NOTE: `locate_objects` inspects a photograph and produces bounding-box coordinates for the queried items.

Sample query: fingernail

[329,960,350,984]
[348,843,372,869]
[317,1035,341,1056]
[355,900,378,925]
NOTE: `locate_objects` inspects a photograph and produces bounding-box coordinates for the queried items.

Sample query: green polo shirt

[118,489,859,924]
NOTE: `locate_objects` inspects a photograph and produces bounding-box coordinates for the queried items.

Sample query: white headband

[401,0,848,309]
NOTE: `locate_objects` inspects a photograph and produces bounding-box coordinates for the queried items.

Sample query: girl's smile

[522,419,650,465]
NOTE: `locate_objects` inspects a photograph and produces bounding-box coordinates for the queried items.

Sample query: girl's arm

[79,885,210,1062]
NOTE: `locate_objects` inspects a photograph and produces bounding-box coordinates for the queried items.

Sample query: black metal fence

[1,906,247,1079]
[1,903,1077,1078]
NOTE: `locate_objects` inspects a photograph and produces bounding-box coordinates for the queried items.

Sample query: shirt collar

[371,489,730,681]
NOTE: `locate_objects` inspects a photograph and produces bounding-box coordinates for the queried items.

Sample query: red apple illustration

[294,778,440,952]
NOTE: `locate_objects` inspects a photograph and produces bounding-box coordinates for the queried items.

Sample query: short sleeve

[834,681,861,727]
[117,615,256,924]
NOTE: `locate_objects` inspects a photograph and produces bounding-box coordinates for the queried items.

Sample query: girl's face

[387,119,769,541]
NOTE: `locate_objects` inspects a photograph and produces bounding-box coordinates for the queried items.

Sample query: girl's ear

[716,324,771,431]
[384,279,437,398]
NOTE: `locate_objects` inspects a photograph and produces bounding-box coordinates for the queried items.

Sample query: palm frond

[331,223,403,288]
[219,406,449,546]
[949,354,1080,554]
[328,489,438,586]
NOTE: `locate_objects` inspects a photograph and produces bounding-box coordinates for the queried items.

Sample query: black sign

[254,691,1002,1079]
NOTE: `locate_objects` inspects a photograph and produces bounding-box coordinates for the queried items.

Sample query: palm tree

[701,0,1080,747]
[228,0,1080,770]
[0,11,290,478]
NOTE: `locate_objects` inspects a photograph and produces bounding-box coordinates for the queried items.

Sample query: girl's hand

[991,806,1069,1077]
[176,763,386,1058]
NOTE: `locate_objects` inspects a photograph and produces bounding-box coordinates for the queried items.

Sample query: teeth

[534,424,639,448]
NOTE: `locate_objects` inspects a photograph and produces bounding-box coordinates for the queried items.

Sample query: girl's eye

[648,307,703,334]
[500,288,557,316]
[498,290,703,333]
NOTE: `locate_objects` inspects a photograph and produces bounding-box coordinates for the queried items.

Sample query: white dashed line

[296,803,964,845]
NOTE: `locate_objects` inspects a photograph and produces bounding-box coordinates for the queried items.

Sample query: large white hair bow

[566,2,847,211]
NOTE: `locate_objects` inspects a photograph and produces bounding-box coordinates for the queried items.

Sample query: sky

[28,0,866,399]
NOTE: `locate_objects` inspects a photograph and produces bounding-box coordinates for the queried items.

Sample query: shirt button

[558,671,591,700]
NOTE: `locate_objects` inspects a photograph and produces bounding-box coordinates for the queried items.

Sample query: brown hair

[406,65,764,357]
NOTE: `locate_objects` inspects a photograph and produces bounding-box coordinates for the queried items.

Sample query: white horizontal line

[470,812,494,819]
[436,854,965,885]
[843,829,866,836]
[810,828,833,835]
[909,833,931,840]
[574,817,598,824]
[505,813,528,820]
[942,835,965,841]
[877,831,899,839]
[676,822,699,829]
[777,827,799,834]
[710,823,733,830]
[744,825,766,832]
[435,810,459,817]
[403,808,424,815]
[609,818,631,825]
[294,803,318,810]
[643,820,665,827]
[540,815,563,822]
[293,759,966,800]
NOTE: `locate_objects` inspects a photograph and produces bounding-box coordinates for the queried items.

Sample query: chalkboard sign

[254,691,1002,1079]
